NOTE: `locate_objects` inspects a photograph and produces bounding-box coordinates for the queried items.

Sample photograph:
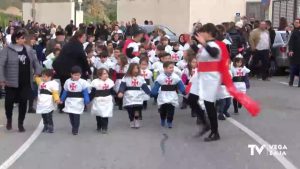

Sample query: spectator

[278,17,288,31]
[288,19,300,87]
[45,30,65,56]
[65,20,74,38]
[0,28,42,132]
[0,31,6,51]
[249,21,271,81]
[227,21,245,59]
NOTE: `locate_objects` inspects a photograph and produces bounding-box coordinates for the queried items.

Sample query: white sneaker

[130,121,135,128]
[134,120,140,129]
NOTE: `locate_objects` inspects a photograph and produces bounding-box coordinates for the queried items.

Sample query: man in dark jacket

[288,19,300,87]
[228,22,245,59]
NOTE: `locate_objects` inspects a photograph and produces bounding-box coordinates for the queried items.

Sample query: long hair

[125,63,140,77]
[118,54,128,71]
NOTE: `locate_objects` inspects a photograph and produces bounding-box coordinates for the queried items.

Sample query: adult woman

[53,31,91,112]
[0,28,42,132]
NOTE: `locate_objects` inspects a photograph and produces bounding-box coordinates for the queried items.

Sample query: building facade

[117,0,246,34]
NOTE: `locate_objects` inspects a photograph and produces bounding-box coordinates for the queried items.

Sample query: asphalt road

[0,76,299,169]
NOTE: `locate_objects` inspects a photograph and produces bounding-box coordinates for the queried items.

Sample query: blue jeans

[217,98,232,115]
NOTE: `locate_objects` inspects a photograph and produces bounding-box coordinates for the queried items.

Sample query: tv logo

[248,144,287,156]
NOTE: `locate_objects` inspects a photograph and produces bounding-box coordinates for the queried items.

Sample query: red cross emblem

[40,83,47,89]
[165,77,173,85]
[102,83,109,90]
[236,69,243,76]
[131,78,139,87]
[70,83,77,91]
[172,53,179,61]
[141,70,148,79]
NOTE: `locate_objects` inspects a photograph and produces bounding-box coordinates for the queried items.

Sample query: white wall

[22,2,75,27]
[117,0,191,34]
[190,0,246,25]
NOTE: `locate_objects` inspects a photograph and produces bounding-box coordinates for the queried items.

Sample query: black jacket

[288,28,300,65]
[228,28,245,58]
[53,40,91,79]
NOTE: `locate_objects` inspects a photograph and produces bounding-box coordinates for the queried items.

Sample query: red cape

[216,40,260,116]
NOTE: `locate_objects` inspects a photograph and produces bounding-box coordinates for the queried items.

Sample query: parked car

[271,30,291,74]
[140,25,178,42]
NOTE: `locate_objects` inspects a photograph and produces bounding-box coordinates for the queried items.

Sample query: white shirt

[256,31,270,50]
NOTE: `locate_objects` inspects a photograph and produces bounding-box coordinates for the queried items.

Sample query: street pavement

[0,76,299,169]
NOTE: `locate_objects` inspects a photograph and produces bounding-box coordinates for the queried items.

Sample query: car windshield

[161,26,175,36]
[280,33,288,43]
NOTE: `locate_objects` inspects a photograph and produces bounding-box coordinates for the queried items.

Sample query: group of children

[34,28,251,138]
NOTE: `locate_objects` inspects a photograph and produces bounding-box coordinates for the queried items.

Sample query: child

[170,42,184,63]
[36,69,60,133]
[113,54,129,110]
[60,66,90,135]
[118,63,151,129]
[90,68,115,134]
[140,56,153,110]
[43,48,61,70]
[94,51,114,71]
[186,70,210,136]
[153,52,182,78]
[231,54,250,114]
[182,57,198,111]
[151,61,186,128]
[110,47,122,65]
[176,49,190,70]
[161,36,172,54]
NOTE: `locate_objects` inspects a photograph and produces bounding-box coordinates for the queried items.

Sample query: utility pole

[32,0,36,21]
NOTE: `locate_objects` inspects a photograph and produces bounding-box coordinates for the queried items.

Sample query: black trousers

[233,99,242,113]
[69,113,80,130]
[251,50,270,80]
[96,116,108,130]
[204,101,218,133]
[41,111,54,126]
[289,64,300,86]
[160,103,175,123]
[5,86,30,125]
[188,94,207,124]
[125,106,142,121]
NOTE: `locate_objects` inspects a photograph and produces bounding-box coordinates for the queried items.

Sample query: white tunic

[170,50,184,63]
[153,61,182,78]
[113,64,129,92]
[176,59,188,70]
[122,76,148,107]
[216,71,232,99]
[156,73,181,107]
[165,45,173,54]
[94,59,114,70]
[197,42,221,102]
[179,43,190,51]
[91,78,114,117]
[231,66,250,93]
[127,42,140,63]
[36,80,59,114]
[140,69,153,101]
[63,78,90,114]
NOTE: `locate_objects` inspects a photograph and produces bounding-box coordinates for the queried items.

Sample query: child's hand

[118,93,124,98]
[55,100,61,104]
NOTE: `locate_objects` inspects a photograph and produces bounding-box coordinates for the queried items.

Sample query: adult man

[288,19,300,87]
[65,20,74,38]
[45,30,65,56]
[249,21,271,81]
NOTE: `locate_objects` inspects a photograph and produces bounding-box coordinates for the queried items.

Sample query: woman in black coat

[53,31,91,112]
[288,19,300,87]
